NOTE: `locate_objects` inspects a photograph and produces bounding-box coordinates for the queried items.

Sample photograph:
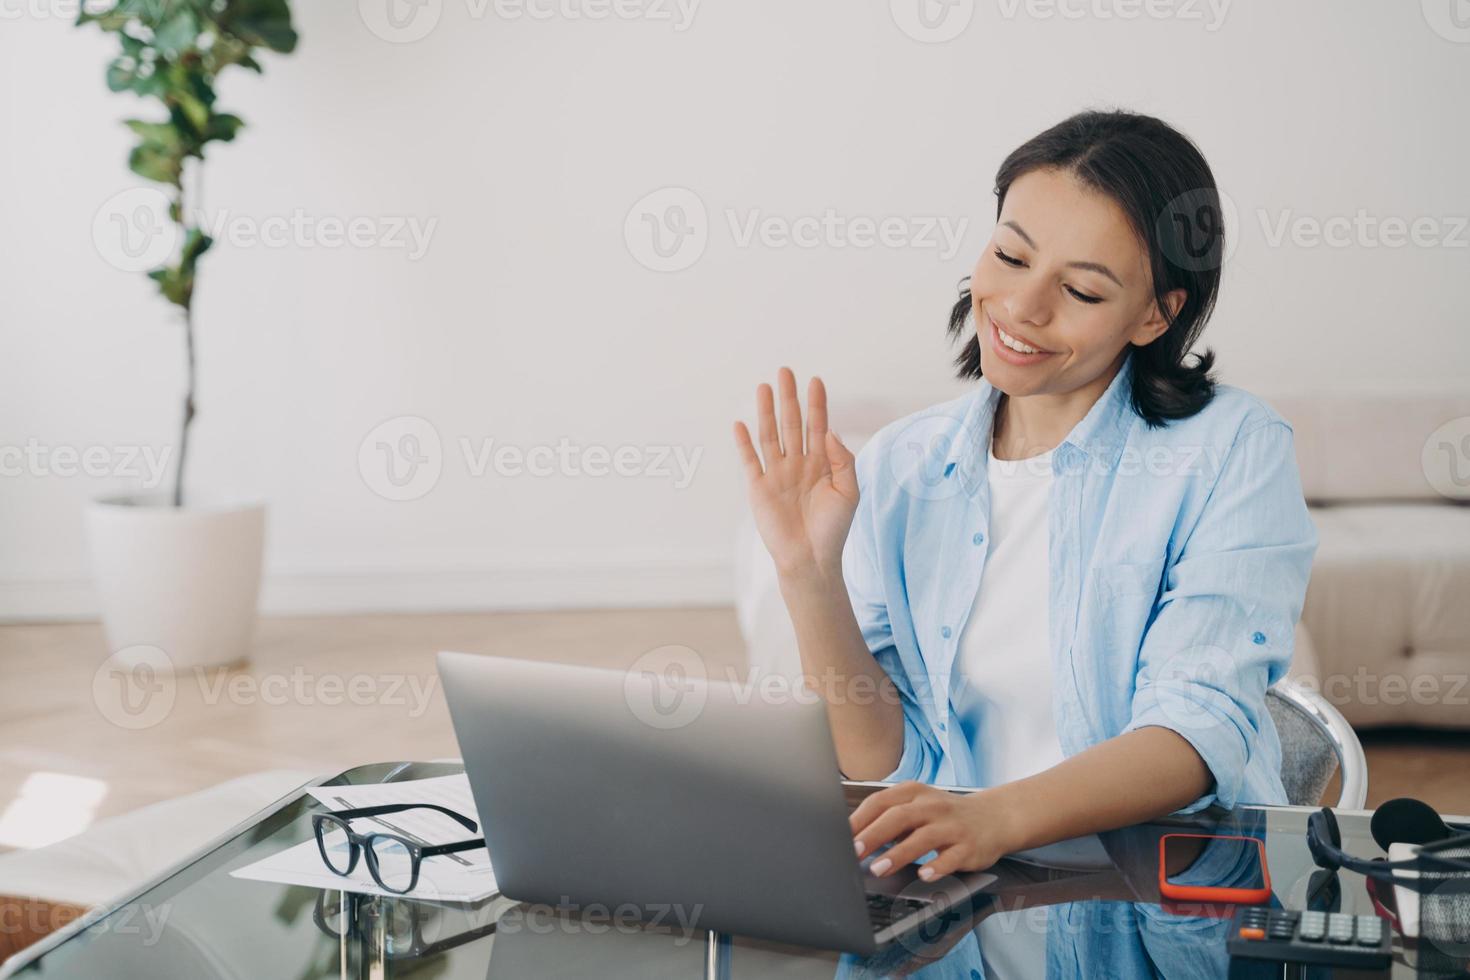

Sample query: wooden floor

[1,608,1467,855]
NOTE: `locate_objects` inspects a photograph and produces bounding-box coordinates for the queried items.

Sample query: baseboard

[0,558,734,621]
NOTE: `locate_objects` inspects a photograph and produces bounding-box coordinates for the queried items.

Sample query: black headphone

[1307,799,1470,894]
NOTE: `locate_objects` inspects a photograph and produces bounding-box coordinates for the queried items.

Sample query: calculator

[1226,907,1392,970]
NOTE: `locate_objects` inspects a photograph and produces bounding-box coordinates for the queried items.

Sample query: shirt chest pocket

[1087,556,1168,649]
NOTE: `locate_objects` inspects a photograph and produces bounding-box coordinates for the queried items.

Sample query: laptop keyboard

[866,893,932,930]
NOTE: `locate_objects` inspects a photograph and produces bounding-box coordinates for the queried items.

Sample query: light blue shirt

[841,349,1319,811]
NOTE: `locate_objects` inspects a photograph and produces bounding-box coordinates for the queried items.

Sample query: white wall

[2,0,1467,618]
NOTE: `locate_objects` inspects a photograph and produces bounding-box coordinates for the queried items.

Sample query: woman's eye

[1066,285,1103,304]
[993,247,1023,267]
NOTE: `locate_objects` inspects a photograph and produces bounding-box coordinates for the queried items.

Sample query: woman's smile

[986,310,1057,366]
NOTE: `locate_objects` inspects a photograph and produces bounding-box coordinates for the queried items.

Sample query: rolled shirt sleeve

[1122,419,1319,811]
[841,438,941,784]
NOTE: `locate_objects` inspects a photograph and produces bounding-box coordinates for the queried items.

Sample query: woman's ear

[1129,288,1187,347]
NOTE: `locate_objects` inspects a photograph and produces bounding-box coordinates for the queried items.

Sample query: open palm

[734,368,860,579]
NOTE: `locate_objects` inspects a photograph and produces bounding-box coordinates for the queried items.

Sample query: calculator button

[1268,924,1296,940]
[1299,918,1326,942]
[1237,926,1266,941]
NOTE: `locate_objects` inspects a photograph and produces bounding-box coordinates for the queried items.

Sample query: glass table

[1,761,1457,979]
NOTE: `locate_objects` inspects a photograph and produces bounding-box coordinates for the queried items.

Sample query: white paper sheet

[231,774,498,902]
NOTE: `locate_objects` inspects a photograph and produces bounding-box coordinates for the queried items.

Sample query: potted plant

[79,0,298,670]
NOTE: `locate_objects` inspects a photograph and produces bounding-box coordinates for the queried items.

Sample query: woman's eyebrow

[1001,220,1125,288]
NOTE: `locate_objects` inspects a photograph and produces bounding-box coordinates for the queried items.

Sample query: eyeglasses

[312,803,485,895]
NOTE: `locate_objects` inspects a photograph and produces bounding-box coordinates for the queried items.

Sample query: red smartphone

[1157,833,1271,905]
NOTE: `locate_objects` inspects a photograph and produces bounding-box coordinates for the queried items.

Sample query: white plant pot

[86,496,266,671]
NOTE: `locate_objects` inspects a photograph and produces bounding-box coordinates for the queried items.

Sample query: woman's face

[969,167,1183,399]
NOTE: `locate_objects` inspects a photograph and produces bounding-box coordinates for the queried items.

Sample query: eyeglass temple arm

[421,838,487,859]
[325,803,478,833]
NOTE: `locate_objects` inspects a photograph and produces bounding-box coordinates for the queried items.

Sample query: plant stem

[176,300,196,508]
[173,168,196,509]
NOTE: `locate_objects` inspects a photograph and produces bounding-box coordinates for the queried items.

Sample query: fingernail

[870,858,892,876]
[854,840,866,857]
[919,866,936,882]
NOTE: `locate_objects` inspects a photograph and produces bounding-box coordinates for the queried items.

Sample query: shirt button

[941,626,952,639]
[1252,631,1267,645]
[938,722,947,733]
[972,532,984,545]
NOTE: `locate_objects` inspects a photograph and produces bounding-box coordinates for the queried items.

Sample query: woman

[732,109,1318,884]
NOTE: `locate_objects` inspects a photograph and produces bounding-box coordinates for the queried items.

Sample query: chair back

[1267,680,1368,809]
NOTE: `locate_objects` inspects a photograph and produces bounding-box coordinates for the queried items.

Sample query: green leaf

[128,142,182,184]
[205,112,244,142]
[220,0,298,53]
[124,118,185,152]
[151,9,199,58]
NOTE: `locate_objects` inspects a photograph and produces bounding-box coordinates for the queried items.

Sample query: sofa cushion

[1298,503,1470,728]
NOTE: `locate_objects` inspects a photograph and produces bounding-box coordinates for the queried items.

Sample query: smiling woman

[733,108,1318,886]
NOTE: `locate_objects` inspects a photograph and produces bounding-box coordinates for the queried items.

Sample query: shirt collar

[942,348,1139,489]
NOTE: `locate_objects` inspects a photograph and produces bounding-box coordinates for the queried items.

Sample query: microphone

[1370,798,1455,852]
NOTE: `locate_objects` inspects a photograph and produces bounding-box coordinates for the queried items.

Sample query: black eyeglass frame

[1307,807,1470,894]
[312,803,485,895]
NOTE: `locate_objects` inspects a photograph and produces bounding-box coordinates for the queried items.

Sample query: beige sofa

[734,390,1470,732]
[1270,391,1470,729]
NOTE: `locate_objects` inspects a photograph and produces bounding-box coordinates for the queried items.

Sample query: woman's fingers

[806,376,829,462]
[756,382,782,459]
[732,422,764,483]
[777,366,804,457]
[914,844,972,883]
[867,825,948,878]
[850,781,922,837]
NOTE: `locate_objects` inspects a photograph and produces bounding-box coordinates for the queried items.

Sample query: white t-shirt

[949,443,1066,787]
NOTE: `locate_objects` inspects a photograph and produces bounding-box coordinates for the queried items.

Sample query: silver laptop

[437,650,996,955]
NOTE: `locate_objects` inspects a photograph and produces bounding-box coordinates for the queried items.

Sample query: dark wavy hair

[948,109,1225,428]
